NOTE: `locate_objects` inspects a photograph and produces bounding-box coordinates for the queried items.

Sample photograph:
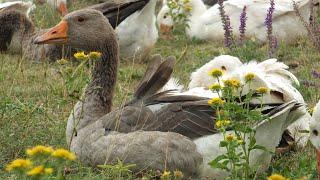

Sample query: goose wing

[88,0,150,28]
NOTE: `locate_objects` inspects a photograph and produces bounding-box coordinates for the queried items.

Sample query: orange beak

[34,20,68,44]
[58,2,68,16]
[160,24,173,34]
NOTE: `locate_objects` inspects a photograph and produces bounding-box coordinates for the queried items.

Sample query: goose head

[189,55,243,89]
[157,5,174,34]
[309,101,320,174]
[34,9,115,51]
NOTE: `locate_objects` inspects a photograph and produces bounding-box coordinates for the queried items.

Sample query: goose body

[0,1,34,16]
[157,0,311,43]
[309,101,320,175]
[187,55,310,147]
[35,9,308,178]
[116,0,158,61]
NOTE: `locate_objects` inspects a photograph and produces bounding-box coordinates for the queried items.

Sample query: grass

[1,2,320,179]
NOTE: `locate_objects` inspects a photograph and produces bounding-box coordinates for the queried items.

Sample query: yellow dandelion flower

[224,79,241,88]
[208,68,223,77]
[26,145,54,156]
[215,120,231,128]
[44,168,53,174]
[5,159,32,171]
[215,120,222,128]
[88,51,102,59]
[74,51,88,60]
[208,97,225,106]
[51,148,76,161]
[174,170,183,178]
[56,58,68,65]
[237,138,244,145]
[27,166,44,176]
[161,171,171,179]
[225,134,236,142]
[267,174,286,180]
[209,83,222,91]
[256,87,269,94]
[244,73,255,82]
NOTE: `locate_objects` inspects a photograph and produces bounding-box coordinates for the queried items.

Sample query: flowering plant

[207,69,270,179]
[5,145,76,179]
[167,0,192,32]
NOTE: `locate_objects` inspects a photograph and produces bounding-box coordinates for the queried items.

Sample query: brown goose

[34,9,307,179]
[0,0,150,61]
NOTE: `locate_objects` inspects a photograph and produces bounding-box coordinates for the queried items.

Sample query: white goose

[309,101,320,176]
[183,55,311,147]
[116,0,158,61]
[157,0,311,43]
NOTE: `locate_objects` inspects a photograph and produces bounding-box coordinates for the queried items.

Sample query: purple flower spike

[265,0,276,57]
[218,0,233,48]
[239,6,247,44]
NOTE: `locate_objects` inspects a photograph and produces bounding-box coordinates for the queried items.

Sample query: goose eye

[221,66,226,71]
[313,129,319,136]
[77,17,85,23]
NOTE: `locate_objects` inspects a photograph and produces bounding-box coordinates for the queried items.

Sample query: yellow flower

[237,138,244,145]
[184,4,192,12]
[5,159,32,171]
[267,174,286,180]
[88,51,102,59]
[215,120,231,128]
[174,170,183,178]
[225,134,236,142]
[308,107,315,115]
[44,168,53,174]
[224,79,241,88]
[26,145,54,156]
[256,87,269,94]
[27,166,44,176]
[161,171,171,179]
[208,97,225,106]
[56,58,68,65]
[208,68,223,77]
[52,148,76,161]
[209,83,222,91]
[74,51,88,60]
[244,73,255,82]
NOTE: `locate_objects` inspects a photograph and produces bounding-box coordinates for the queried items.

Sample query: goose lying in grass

[0,0,150,60]
[309,101,320,176]
[115,0,158,61]
[157,0,312,43]
[34,9,308,178]
[0,1,35,16]
[187,55,310,147]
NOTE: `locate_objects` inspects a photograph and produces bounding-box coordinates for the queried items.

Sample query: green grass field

[1,1,320,179]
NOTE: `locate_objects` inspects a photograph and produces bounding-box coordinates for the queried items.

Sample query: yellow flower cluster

[256,87,269,94]
[208,97,225,106]
[74,51,88,59]
[268,174,285,180]
[88,51,102,59]
[26,166,53,176]
[161,170,171,179]
[224,79,241,88]
[52,148,76,161]
[57,58,68,65]
[173,170,183,178]
[27,145,54,156]
[225,134,236,142]
[215,119,231,128]
[208,68,223,77]
[209,83,222,91]
[244,73,255,82]
[184,4,192,12]
[5,159,32,171]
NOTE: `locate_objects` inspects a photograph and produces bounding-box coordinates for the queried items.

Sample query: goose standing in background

[186,55,310,147]
[157,0,312,43]
[0,0,150,60]
[0,1,35,16]
[34,9,308,179]
[116,0,158,61]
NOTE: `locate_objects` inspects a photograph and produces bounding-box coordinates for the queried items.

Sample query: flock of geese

[1,0,320,179]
